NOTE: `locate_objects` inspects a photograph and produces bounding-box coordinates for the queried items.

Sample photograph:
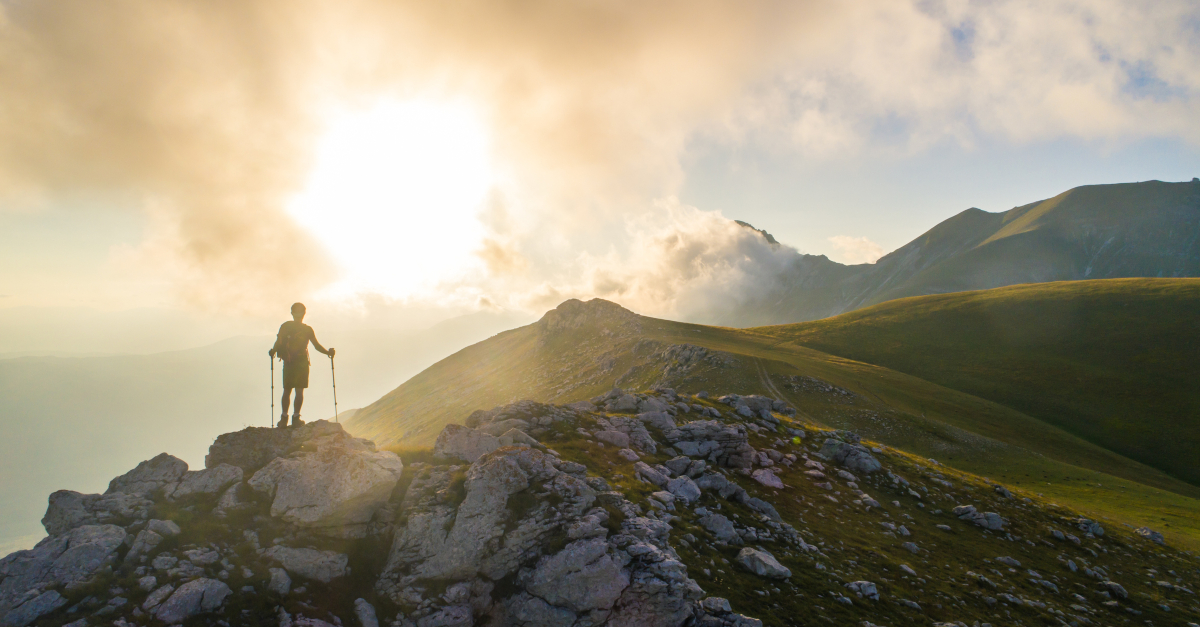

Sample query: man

[269,302,335,427]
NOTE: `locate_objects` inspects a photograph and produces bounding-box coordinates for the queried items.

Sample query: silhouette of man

[269,302,334,427]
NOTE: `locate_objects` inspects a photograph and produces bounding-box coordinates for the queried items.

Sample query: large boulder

[105,453,188,497]
[818,438,881,474]
[663,421,755,468]
[433,424,501,463]
[247,429,403,536]
[736,547,791,579]
[263,547,348,583]
[2,590,66,627]
[153,578,231,623]
[523,538,628,613]
[0,524,126,619]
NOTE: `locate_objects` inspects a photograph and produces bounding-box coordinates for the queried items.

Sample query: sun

[289,99,494,299]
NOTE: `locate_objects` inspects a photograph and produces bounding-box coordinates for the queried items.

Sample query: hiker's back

[277,321,312,363]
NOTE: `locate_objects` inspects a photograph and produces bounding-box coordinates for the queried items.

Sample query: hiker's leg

[293,388,305,416]
[281,387,293,417]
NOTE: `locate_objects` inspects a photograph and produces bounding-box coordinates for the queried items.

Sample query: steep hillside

[347,297,1200,548]
[761,279,1200,486]
[723,178,1200,325]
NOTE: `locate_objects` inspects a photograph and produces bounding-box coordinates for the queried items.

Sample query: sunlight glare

[289,100,493,299]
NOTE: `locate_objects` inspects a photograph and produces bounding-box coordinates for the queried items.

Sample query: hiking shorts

[282,358,310,389]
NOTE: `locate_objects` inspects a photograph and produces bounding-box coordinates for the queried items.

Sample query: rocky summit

[2,389,1199,627]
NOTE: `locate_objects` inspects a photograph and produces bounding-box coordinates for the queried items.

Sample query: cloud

[1,0,1197,316]
[827,236,885,265]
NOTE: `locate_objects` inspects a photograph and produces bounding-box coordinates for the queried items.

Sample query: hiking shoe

[291,416,305,427]
[276,415,289,428]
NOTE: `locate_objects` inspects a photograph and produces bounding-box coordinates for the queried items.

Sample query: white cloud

[827,235,885,265]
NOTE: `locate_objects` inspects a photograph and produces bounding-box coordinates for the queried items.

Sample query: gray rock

[477,418,532,437]
[996,556,1020,567]
[700,597,731,613]
[432,424,500,463]
[606,394,640,413]
[147,519,181,537]
[153,578,231,623]
[817,439,881,474]
[525,538,628,612]
[417,605,473,627]
[736,547,790,579]
[40,490,152,535]
[138,575,158,591]
[638,411,676,431]
[617,448,640,461]
[1102,581,1128,599]
[2,590,67,627]
[263,547,348,583]
[664,457,693,476]
[751,469,784,489]
[205,420,344,471]
[699,512,738,543]
[142,583,175,610]
[845,581,879,600]
[354,598,379,627]
[268,568,291,595]
[166,464,243,500]
[106,453,188,496]
[744,497,781,521]
[634,462,669,487]
[901,542,920,553]
[596,431,631,448]
[248,429,403,535]
[0,524,125,618]
[567,401,597,413]
[667,476,701,503]
[1136,526,1165,545]
[125,529,164,561]
[499,428,538,447]
[506,592,576,627]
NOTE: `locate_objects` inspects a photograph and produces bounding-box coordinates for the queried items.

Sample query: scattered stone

[268,568,292,595]
[1136,526,1166,545]
[751,469,784,489]
[845,581,879,600]
[617,448,640,461]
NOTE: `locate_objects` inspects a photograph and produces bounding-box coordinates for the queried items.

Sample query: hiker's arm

[310,331,334,357]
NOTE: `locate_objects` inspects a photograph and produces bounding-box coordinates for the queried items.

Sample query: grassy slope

[348,294,1200,549]
[757,279,1200,487]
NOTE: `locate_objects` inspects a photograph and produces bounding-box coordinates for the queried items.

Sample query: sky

[1,0,1199,344]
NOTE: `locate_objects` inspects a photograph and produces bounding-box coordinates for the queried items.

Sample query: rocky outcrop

[247,422,403,537]
[0,525,126,623]
[205,420,344,472]
[817,437,881,474]
[663,421,755,468]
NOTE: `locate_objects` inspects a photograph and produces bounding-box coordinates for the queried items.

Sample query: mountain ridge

[720,178,1200,326]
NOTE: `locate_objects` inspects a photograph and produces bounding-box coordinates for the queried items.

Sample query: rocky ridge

[2,387,1198,627]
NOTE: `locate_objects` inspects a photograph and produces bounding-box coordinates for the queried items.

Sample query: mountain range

[723,178,1200,325]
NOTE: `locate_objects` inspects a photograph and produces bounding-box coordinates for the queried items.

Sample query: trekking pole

[270,355,275,428]
[330,354,339,422]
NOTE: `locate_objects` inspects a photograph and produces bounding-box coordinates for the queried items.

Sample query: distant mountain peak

[538,298,642,339]
[734,220,779,245]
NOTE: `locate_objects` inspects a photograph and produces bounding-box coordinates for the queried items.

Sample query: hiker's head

[291,302,306,321]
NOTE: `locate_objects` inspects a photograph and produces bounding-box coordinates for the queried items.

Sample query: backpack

[277,322,310,363]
